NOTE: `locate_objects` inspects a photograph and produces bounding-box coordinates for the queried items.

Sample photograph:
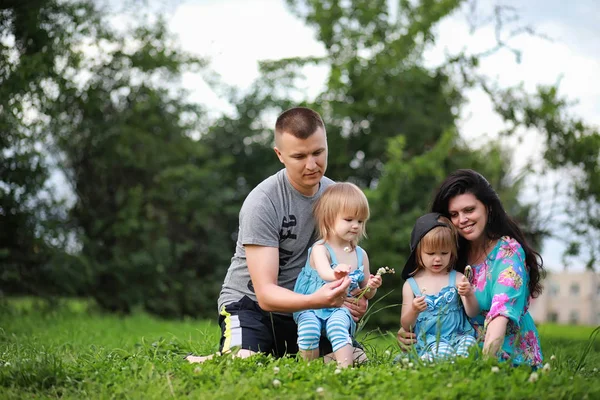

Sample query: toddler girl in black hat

[400,213,479,362]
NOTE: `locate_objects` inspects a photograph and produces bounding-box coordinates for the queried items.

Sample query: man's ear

[273,146,284,164]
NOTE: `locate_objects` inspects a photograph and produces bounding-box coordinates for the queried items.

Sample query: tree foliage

[1,0,596,326]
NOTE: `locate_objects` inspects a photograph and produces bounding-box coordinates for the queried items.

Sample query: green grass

[0,298,598,399]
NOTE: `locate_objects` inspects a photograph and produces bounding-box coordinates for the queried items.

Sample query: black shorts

[218,296,361,358]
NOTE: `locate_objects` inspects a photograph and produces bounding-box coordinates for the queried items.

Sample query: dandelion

[550,354,556,361]
[464,265,473,282]
[334,368,342,375]
[272,379,281,387]
[316,387,324,394]
[273,366,280,374]
[528,372,539,383]
[376,266,396,276]
[542,363,551,372]
[354,266,396,302]
[491,366,500,373]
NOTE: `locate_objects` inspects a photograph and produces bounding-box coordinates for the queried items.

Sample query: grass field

[0,298,598,399]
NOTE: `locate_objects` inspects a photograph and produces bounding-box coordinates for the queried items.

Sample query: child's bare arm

[360,251,381,300]
[400,282,425,331]
[311,245,349,281]
[456,272,479,318]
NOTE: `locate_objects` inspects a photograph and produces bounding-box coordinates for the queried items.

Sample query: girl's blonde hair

[313,182,370,249]
[413,216,458,274]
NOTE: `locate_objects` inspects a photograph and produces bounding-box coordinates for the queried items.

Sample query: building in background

[529,270,600,326]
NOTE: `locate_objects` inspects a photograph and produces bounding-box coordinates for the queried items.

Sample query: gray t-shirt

[217,169,334,312]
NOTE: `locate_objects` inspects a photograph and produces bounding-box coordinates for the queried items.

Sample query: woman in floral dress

[398,169,544,367]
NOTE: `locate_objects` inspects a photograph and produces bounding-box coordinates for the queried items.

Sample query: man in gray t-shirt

[186,107,367,363]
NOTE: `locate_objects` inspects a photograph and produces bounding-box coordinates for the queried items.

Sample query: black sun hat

[401,213,449,280]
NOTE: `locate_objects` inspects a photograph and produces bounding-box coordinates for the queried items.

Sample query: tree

[0,0,83,296]
[238,0,549,327]
[487,83,600,269]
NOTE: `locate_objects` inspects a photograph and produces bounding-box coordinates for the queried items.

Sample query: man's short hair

[275,107,325,141]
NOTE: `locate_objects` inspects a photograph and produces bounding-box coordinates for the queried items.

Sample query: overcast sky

[104,0,600,269]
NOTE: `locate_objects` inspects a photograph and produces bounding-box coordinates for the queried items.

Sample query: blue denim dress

[407,270,476,357]
[293,242,365,325]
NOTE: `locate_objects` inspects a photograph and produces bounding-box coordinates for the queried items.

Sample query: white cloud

[170,0,327,91]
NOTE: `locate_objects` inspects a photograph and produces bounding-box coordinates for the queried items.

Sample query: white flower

[401,358,409,364]
[334,368,342,375]
[550,354,556,361]
[316,387,324,394]
[272,379,281,387]
[542,363,551,372]
[491,366,500,373]
[384,350,391,356]
[528,372,539,383]
[273,366,280,374]
[376,266,396,276]
[408,362,414,368]
[257,362,263,367]
[593,368,598,373]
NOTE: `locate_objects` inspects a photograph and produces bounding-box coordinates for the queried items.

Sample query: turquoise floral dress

[469,236,543,367]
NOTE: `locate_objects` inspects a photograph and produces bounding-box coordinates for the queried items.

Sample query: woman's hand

[397,327,416,351]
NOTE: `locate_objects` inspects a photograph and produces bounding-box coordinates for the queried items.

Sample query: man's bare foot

[185,354,215,364]
[185,349,257,363]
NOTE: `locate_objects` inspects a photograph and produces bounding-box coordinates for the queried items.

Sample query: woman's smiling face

[447,193,488,243]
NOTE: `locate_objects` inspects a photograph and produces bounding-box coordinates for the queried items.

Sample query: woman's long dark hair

[431,169,544,298]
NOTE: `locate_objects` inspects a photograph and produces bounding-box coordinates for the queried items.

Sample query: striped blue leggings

[421,335,478,362]
[297,309,353,352]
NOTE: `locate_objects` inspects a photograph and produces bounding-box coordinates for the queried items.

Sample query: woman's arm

[483,316,508,356]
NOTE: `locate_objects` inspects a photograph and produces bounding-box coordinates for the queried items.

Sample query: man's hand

[312,276,351,308]
[333,264,350,280]
[343,287,368,322]
[397,327,416,351]
[457,275,473,297]
[412,295,427,313]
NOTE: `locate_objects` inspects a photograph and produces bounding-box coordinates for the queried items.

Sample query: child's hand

[333,264,350,280]
[412,295,427,313]
[457,275,473,297]
[367,274,382,290]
